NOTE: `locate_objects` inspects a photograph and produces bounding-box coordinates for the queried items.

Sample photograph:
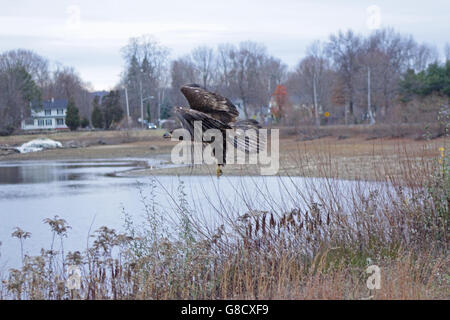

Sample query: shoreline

[0,133,445,181]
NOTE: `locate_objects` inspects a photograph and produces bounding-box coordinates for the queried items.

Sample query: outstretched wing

[175,107,230,139]
[175,107,264,154]
[229,119,264,153]
[180,84,239,124]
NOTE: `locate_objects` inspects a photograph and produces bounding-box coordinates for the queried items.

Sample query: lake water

[0,159,379,269]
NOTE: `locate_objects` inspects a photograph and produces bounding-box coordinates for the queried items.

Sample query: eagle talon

[216,166,223,177]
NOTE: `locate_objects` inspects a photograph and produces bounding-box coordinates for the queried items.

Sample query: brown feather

[180,84,239,123]
[175,84,264,165]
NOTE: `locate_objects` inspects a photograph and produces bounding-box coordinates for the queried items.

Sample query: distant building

[90,91,109,102]
[21,98,68,130]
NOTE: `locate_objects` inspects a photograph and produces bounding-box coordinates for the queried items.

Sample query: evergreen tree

[91,96,104,128]
[160,96,172,120]
[146,101,151,123]
[399,61,450,100]
[65,98,80,131]
[80,117,90,128]
[16,66,41,103]
[102,90,124,128]
[124,54,141,119]
[0,66,41,133]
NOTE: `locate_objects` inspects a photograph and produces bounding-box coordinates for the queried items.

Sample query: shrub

[65,98,80,131]
[80,117,89,129]
[91,96,104,129]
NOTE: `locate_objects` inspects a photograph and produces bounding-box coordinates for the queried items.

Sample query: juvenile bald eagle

[175,83,262,176]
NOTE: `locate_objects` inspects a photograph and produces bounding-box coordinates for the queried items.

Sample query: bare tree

[44,65,92,118]
[0,51,43,132]
[0,50,47,130]
[121,35,169,123]
[170,56,199,106]
[261,56,287,117]
[301,41,329,126]
[208,42,287,120]
[215,43,236,95]
[326,30,363,124]
[358,34,389,123]
[227,41,268,119]
[412,43,439,71]
[191,46,215,89]
[360,29,436,120]
[0,49,49,87]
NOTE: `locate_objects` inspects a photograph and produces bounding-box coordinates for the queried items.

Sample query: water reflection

[0,159,385,269]
[0,160,144,184]
[0,165,64,184]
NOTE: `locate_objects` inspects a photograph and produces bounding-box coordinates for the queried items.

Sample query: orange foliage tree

[271,84,289,120]
[331,80,346,106]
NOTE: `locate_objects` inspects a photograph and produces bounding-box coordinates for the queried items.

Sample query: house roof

[90,91,109,99]
[32,99,68,110]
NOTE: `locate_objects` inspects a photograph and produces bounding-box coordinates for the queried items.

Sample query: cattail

[280,214,286,227]
[270,213,275,228]
[288,211,294,225]
[290,216,296,227]
[101,269,106,284]
[262,213,266,236]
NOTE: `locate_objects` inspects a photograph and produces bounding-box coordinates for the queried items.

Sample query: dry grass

[127,135,446,182]
[0,135,448,300]
[278,123,445,140]
[0,129,165,146]
[0,129,173,160]
[0,125,445,183]
[278,136,445,181]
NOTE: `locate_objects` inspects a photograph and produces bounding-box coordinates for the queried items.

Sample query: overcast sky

[1,0,449,90]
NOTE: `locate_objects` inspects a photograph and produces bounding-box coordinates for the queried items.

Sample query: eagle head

[181,83,203,95]
[184,83,201,88]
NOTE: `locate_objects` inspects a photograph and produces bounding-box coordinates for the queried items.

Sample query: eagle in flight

[175,84,262,176]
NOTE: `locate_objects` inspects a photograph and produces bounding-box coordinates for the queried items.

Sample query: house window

[25,119,34,125]
[45,110,51,115]
[56,118,64,125]
[38,120,45,126]
[45,119,52,126]
[57,109,64,115]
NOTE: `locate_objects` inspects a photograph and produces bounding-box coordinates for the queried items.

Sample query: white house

[21,98,68,130]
